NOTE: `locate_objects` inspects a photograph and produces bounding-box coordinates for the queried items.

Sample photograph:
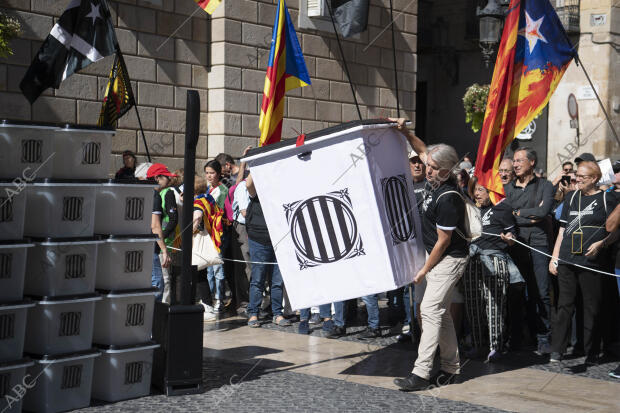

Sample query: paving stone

[77,356,509,413]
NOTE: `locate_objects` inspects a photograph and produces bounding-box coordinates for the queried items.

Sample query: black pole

[134,105,152,162]
[325,1,363,120]
[389,0,401,117]
[573,54,619,146]
[180,90,200,305]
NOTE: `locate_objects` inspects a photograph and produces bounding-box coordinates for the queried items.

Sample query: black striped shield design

[284,188,364,270]
[382,175,416,245]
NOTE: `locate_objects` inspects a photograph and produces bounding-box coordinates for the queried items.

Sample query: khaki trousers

[412,254,469,379]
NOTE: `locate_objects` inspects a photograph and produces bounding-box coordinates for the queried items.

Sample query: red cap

[146,163,178,178]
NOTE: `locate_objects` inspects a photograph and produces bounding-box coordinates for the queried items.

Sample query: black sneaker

[394,373,430,391]
[549,352,562,363]
[609,364,620,379]
[298,320,310,335]
[430,370,458,386]
[585,354,599,366]
[309,313,321,325]
[325,325,346,339]
[358,328,381,340]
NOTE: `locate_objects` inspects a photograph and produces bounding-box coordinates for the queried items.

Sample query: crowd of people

[115,118,620,390]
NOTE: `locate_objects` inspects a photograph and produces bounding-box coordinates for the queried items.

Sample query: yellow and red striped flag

[195,0,221,14]
[259,0,311,146]
[475,0,574,204]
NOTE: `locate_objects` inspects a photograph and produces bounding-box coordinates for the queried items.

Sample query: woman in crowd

[204,160,229,209]
[203,160,229,311]
[549,161,618,365]
[192,175,225,321]
[464,176,525,362]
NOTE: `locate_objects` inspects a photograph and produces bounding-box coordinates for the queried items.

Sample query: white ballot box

[243,120,425,309]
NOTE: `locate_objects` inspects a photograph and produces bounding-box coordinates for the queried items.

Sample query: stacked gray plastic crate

[0,120,159,412]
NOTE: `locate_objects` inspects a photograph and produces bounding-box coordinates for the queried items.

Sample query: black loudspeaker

[152,303,204,395]
[152,90,204,396]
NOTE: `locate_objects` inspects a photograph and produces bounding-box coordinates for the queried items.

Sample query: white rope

[166,246,278,265]
[167,235,619,276]
[481,231,619,278]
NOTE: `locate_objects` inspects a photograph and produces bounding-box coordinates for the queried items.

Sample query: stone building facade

[0,0,418,173]
[547,0,620,177]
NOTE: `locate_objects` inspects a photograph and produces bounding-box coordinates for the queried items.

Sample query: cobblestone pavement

[79,357,509,413]
[245,303,620,383]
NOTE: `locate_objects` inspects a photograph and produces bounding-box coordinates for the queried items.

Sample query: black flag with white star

[20,0,117,104]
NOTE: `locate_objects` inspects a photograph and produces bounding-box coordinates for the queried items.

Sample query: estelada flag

[98,50,135,128]
[475,0,574,203]
[195,0,222,14]
[259,0,311,146]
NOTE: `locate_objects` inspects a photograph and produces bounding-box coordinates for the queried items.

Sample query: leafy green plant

[0,11,21,58]
[463,83,490,133]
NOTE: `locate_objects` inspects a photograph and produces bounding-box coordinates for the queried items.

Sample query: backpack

[437,190,482,241]
[224,182,239,222]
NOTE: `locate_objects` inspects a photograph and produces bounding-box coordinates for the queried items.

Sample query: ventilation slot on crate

[61,365,82,389]
[21,139,42,163]
[124,361,143,385]
[125,197,144,221]
[0,253,11,279]
[0,373,9,398]
[0,313,15,340]
[62,197,83,221]
[65,254,86,279]
[124,251,143,273]
[125,303,145,327]
[82,142,101,165]
[59,312,81,336]
[0,197,13,223]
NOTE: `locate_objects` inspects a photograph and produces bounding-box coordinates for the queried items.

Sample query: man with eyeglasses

[505,147,555,354]
[499,158,515,186]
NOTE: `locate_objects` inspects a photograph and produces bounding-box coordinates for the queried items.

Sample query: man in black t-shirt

[391,118,469,392]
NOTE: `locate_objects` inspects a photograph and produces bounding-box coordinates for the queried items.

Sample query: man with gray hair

[390,118,469,391]
[499,158,515,185]
[506,147,555,354]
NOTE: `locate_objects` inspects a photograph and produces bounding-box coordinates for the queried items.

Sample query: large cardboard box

[243,120,425,309]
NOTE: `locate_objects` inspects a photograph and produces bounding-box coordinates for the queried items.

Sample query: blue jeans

[402,285,414,325]
[152,253,163,302]
[333,295,380,329]
[207,262,225,300]
[247,239,284,317]
[300,304,332,321]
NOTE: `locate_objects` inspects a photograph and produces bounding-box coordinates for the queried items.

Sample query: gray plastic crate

[93,289,158,346]
[52,124,113,180]
[94,180,156,235]
[0,301,35,362]
[24,180,98,238]
[0,240,34,301]
[25,237,103,297]
[0,183,27,241]
[96,235,157,291]
[23,349,100,413]
[0,120,57,179]
[0,358,35,413]
[25,293,101,355]
[92,341,159,402]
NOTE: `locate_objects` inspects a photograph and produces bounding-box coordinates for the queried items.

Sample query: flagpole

[325,1,363,121]
[389,0,401,118]
[573,54,619,146]
[116,44,151,162]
